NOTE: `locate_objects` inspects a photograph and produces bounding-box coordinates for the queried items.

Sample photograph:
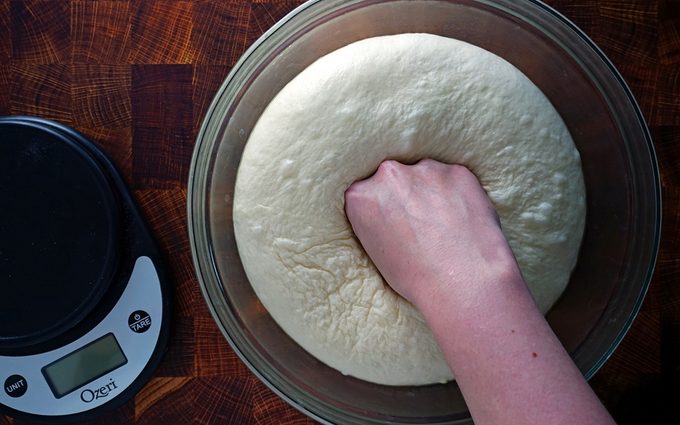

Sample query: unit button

[4,375,27,398]
[128,310,152,333]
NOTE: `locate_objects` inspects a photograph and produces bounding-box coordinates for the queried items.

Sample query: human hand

[344,159,522,309]
[346,159,616,425]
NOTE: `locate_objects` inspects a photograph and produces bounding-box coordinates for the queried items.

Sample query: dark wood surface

[1,0,679,424]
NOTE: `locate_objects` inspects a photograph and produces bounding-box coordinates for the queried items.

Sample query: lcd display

[42,333,127,398]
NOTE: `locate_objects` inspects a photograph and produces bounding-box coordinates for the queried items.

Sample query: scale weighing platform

[0,117,170,423]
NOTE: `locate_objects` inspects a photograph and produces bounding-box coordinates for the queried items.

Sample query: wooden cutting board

[1,1,679,424]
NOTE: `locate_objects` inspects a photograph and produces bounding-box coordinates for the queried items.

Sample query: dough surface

[233,34,586,385]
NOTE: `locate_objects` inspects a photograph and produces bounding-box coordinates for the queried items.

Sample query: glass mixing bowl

[188,0,661,423]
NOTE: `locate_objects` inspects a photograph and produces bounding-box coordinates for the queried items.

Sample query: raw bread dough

[233,34,586,385]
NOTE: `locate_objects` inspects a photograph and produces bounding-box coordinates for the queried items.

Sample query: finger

[344,180,377,224]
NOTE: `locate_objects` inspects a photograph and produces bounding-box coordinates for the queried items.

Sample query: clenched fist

[344,159,522,310]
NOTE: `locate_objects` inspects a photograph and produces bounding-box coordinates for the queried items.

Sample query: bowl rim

[187,0,662,423]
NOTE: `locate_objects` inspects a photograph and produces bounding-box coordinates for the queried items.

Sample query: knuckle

[418,158,438,167]
[415,158,446,175]
[345,182,364,202]
[345,180,375,207]
[377,159,401,176]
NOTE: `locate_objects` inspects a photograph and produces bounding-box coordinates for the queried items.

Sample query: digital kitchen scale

[0,117,170,423]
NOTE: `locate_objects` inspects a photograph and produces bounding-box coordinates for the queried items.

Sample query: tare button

[128,310,152,333]
[4,375,27,398]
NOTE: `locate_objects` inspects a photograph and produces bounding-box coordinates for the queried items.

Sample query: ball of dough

[233,33,586,385]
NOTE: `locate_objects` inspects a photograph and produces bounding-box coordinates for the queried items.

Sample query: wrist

[412,263,527,323]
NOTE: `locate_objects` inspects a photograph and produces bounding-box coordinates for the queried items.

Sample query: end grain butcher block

[1,0,679,424]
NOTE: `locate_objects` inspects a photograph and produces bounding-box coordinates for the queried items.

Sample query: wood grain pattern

[128,1,194,65]
[0,66,10,116]
[251,382,316,425]
[194,316,251,378]
[657,65,680,125]
[76,126,133,177]
[11,0,70,64]
[72,64,131,127]
[1,1,679,424]
[132,126,194,188]
[192,65,231,131]
[191,1,252,66]
[134,377,192,420]
[71,1,132,64]
[131,65,193,129]
[0,0,10,63]
[10,65,72,122]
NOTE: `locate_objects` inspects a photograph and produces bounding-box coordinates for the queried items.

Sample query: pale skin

[345,159,616,425]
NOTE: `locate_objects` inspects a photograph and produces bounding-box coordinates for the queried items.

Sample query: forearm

[344,160,614,423]
[417,275,616,425]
